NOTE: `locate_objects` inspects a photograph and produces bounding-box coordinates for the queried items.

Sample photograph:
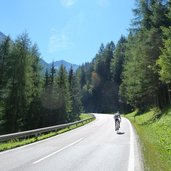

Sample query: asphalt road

[0,114,143,171]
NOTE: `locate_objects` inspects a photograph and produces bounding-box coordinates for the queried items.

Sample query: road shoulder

[132,122,144,171]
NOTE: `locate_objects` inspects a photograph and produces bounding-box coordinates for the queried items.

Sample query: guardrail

[0,114,95,142]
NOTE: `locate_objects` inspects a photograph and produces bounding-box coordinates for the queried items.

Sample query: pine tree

[120,0,169,109]
[2,33,44,132]
[157,2,171,84]
[4,33,33,132]
[41,63,59,126]
[111,36,127,85]
[0,36,11,94]
[68,67,82,121]
[110,36,128,112]
[0,36,11,133]
[56,65,72,123]
[157,2,171,105]
[24,44,43,129]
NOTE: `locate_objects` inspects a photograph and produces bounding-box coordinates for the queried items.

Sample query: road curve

[0,114,143,171]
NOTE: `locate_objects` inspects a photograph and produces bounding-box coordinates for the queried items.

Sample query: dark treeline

[77,42,121,113]
[0,33,82,134]
[78,0,171,113]
[77,40,130,113]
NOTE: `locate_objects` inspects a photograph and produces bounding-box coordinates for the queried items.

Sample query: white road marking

[33,138,84,164]
[125,118,135,171]
[127,119,134,171]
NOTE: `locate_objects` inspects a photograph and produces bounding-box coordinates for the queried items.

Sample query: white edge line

[33,138,84,164]
[125,118,135,171]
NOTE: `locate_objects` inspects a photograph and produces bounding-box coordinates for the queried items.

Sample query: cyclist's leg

[115,120,117,131]
[115,119,119,131]
[118,119,120,128]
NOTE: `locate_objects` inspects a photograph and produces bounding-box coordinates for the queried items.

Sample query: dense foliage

[0,33,82,134]
[78,0,171,112]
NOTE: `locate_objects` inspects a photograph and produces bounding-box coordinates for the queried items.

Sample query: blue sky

[0,0,135,65]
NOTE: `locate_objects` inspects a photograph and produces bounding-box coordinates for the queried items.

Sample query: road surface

[0,114,143,171]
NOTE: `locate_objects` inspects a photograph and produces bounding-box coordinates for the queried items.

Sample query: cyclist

[114,111,121,132]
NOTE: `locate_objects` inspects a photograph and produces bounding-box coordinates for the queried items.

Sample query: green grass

[79,113,93,120]
[125,108,171,171]
[0,113,95,152]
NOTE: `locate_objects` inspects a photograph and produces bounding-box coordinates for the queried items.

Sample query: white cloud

[60,0,77,7]
[98,0,109,7]
[48,29,73,53]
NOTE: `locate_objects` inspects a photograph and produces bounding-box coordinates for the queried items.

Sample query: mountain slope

[52,60,79,71]
[40,59,79,72]
[39,59,51,72]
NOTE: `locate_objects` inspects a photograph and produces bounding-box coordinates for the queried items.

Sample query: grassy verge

[125,108,171,171]
[79,113,93,120]
[0,113,95,152]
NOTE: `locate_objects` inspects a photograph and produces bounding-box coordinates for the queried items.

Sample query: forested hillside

[78,0,171,113]
[1,0,171,134]
[0,34,82,134]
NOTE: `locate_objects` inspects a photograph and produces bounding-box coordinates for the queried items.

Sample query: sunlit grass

[0,113,95,152]
[125,108,171,171]
[79,113,93,120]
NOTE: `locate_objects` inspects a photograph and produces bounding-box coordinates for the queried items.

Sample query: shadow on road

[117,132,125,135]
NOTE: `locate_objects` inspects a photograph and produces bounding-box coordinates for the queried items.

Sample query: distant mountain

[39,59,79,73]
[39,59,51,72]
[52,60,79,71]
[0,32,6,42]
